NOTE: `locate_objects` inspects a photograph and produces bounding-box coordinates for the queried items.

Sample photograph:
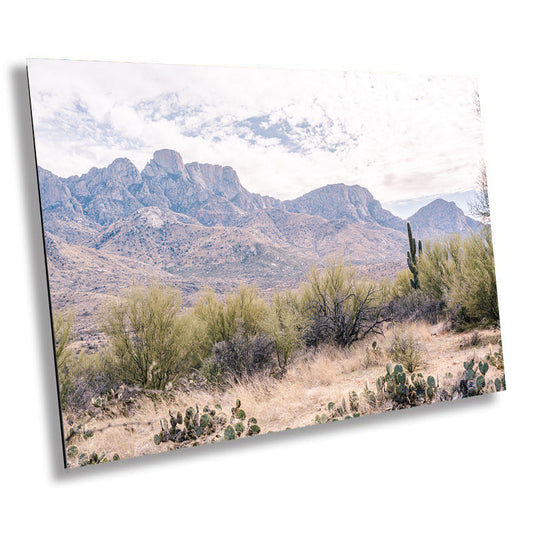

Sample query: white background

[1,1,531,531]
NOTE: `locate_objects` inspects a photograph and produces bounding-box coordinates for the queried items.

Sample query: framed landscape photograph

[27,60,505,469]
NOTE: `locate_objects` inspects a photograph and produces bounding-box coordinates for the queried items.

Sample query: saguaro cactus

[406,222,422,290]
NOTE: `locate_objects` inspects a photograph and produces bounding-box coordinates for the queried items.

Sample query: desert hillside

[39,150,478,350]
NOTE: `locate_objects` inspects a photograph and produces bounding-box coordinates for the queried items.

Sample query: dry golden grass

[64,324,503,467]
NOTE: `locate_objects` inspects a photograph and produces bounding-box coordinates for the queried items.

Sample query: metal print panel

[27,60,505,469]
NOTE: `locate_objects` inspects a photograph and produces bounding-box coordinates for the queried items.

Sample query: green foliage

[457,357,506,397]
[488,341,504,370]
[226,399,262,438]
[417,229,499,328]
[211,329,275,379]
[224,425,236,440]
[66,445,78,458]
[261,291,308,372]
[386,329,424,373]
[302,259,390,347]
[54,345,124,412]
[417,235,462,301]
[447,228,499,325]
[76,451,119,467]
[376,362,437,408]
[65,422,95,443]
[53,310,75,408]
[102,282,197,390]
[406,222,422,290]
[374,354,505,409]
[65,436,120,468]
[193,285,268,359]
[389,269,413,299]
[154,404,221,445]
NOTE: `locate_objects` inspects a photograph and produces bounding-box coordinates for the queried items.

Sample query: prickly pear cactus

[66,445,120,468]
[153,399,262,448]
[154,404,223,446]
[315,389,361,424]
[226,399,262,439]
[224,425,236,440]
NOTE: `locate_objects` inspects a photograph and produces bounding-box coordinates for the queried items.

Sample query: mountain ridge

[38,149,480,347]
[38,148,412,233]
[38,148,480,275]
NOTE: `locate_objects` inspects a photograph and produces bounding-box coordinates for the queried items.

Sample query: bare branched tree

[303,260,391,347]
[469,161,491,224]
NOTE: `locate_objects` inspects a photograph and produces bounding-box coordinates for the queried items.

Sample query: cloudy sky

[27,59,483,203]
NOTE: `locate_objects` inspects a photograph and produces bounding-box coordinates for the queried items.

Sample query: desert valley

[38,149,502,468]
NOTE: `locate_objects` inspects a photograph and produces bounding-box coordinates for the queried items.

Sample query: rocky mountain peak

[408,199,479,239]
[106,158,141,186]
[142,149,189,181]
[283,182,405,232]
[37,166,83,215]
[186,162,244,199]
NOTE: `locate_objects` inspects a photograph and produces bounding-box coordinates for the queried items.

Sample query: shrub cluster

[386,329,424,373]
[387,226,499,330]
[55,226,500,406]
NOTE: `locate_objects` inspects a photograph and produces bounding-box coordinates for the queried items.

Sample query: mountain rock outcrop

[283,183,405,232]
[408,199,479,239]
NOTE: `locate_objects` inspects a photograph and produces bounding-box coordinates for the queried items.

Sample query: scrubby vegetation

[386,328,424,373]
[386,226,499,329]
[54,225,504,467]
[102,282,199,389]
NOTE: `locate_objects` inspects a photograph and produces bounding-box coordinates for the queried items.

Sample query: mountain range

[37,149,479,347]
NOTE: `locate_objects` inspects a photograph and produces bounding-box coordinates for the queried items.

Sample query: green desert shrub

[417,234,461,301]
[388,269,413,300]
[193,285,268,359]
[301,259,391,347]
[53,309,75,407]
[387,329,424,373]
[387,290,445,325]
[400,229,499,328]
[102,282,196,390]
[261,291,308,371]
[60,350,121,411]
[446,228,499,325]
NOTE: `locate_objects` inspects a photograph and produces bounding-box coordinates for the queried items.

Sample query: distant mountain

[38,149,484,348]
[383,190,477,219]
[408,199,479,239]
[283,183,405,232]
[38,149,484,266]
[37,149,485,313]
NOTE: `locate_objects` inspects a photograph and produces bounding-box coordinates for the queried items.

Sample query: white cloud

[27,59,483,202]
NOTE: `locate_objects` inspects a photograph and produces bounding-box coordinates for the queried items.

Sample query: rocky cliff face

[185,162,282,211]
[66,158,143,226]
[38,149,407,235]
[38,167,83,216]
[283,183,405,232]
